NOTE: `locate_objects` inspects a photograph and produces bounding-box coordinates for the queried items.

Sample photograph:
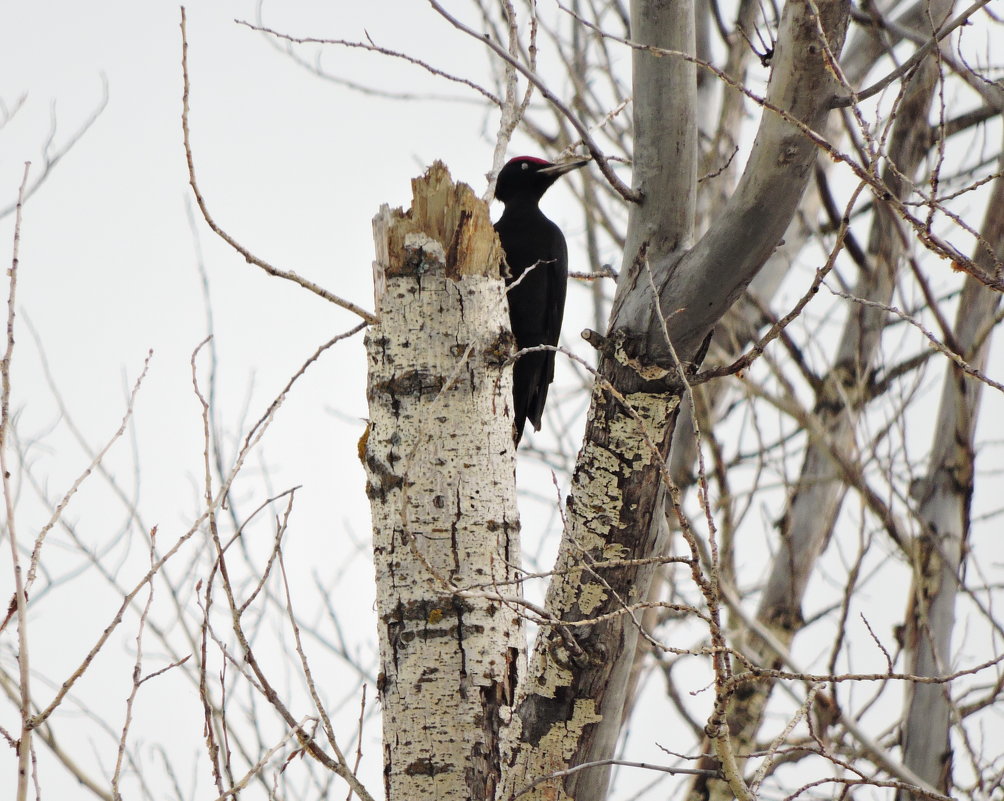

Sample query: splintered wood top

[372,161,501,299]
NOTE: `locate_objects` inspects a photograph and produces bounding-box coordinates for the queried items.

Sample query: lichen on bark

[365,163,524,801]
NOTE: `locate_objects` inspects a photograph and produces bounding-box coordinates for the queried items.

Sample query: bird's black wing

[520,220,567,433]
[495,210,569,443]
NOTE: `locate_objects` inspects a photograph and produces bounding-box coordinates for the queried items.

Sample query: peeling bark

[365,163,524,801]
[499,388,679,801]
[498,3,850,798]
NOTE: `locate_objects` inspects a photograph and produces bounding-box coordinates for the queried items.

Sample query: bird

[494,155,588,445]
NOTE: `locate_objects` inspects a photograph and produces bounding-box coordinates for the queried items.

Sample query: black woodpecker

[494,155,588,445]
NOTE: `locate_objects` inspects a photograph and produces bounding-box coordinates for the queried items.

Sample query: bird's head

[494,156,589,205]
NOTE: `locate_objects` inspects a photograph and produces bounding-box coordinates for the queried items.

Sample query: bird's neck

[499,199,546,221]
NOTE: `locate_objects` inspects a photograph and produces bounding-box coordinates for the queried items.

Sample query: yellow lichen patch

[576,581,610,617]
[531,653,574,699]
[524,699,604,801]
[602,542,630,561]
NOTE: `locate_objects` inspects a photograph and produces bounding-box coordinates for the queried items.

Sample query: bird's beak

[539,158,590,176]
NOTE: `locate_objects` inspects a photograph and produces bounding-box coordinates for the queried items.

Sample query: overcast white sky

[4,2,1003,799]
[0,0,595,501]
[0,2,608,797]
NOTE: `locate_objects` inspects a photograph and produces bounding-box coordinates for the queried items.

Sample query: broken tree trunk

[364,162,524,801]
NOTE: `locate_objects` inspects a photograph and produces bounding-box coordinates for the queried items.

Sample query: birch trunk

[364,163,524,801]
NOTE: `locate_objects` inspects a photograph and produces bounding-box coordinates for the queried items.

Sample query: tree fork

[504,0,851,799]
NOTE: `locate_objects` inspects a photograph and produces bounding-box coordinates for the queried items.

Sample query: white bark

[365,163,524,801]
[623,0,698,261]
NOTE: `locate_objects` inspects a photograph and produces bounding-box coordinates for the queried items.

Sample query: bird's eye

[521,163,529,170]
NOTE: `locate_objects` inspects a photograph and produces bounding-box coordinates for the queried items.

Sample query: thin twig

[510,757,720,799]
[180,9,377,324]
[111,527,159,799]
[824,284,1004,394]
[345,685,367,801]
[235,19,502,107]
[24,350,154,595]
[0,79,108,221]
[837,0,996,107]
[427,0,638,202]
[4,161,32,801]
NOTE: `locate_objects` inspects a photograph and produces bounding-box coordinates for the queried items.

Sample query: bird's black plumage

[494,156,587,444]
